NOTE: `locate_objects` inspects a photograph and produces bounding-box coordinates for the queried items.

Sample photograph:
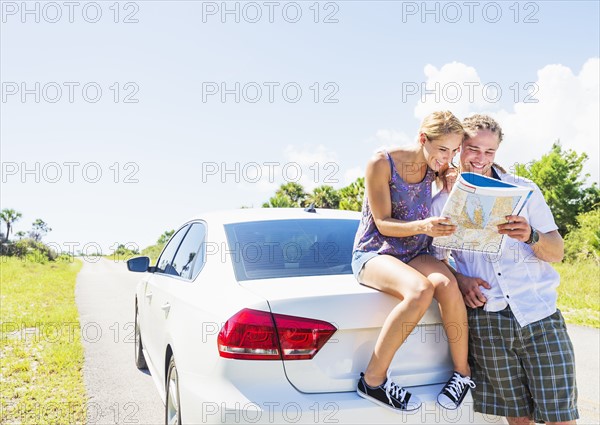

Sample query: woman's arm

[366,153,456,238]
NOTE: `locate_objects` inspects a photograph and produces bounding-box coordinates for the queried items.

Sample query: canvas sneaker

[357,370,422,412]
[437,371,476,410]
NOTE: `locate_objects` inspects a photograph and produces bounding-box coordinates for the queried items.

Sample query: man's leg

[518,310,578,425]
[506,417,534,425]
[468,307,535,418]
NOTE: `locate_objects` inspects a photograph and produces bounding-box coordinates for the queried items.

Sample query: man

[432,114,579,425]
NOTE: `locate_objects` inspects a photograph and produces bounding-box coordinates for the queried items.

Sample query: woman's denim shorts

[351,250,379,283]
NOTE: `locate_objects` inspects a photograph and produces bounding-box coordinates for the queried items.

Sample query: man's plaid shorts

[468,306,579,422]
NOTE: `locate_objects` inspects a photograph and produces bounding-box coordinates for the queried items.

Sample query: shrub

[564,209,600,263]
[1,238,58,263]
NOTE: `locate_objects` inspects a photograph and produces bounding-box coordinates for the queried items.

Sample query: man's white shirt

[431,167,561,327]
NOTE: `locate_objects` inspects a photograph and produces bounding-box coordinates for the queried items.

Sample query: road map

[433,173,533,254]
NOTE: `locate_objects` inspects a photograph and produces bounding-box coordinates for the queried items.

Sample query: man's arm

[442,259,491,309]
[497,216,564,263]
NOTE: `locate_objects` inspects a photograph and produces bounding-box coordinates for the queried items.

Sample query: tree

[338,177,365,212]
[582,183,600,214]
[276,182,307,207]
[262,182,307,208]
[305,185,340,209]
[112,243,140,261]
[142,230,174,264]
[157,230,175,245]
[262,193,294,208]
[29,219,52,242]
[514,142,596,235]
[0,208,22,241]
[15,231,26,240]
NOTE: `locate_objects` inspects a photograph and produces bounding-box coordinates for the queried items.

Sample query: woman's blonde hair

[419,110,465,142]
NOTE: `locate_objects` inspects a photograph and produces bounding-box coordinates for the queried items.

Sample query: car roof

[184,208,361,226]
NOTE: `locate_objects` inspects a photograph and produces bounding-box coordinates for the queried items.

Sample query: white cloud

[343,166,364,186]
[414,61,492,120]
[414,58,600,184]
[239,143,367,206]
[497,58,599,183]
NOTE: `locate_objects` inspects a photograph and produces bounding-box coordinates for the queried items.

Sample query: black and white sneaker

[357,371,422,412]
[437,371,475,410]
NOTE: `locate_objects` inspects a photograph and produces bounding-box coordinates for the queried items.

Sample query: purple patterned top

[353,151,435,263]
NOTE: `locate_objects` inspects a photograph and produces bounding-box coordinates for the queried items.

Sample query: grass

[554,259,600,328]
[0,257,87,424]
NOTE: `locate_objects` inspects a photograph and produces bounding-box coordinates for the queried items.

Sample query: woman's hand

[440,167,459,192]
[420,217,457,237]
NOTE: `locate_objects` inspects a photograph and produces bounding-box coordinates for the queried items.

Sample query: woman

[352,110,474,412]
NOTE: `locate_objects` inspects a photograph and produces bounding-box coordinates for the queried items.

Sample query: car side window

[171,222,206,280]
[156,225,189,275]
[189,223,207,281]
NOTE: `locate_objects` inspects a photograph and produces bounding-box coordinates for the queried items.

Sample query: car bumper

[180,378,505,424]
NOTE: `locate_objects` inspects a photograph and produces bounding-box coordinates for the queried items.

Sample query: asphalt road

[75,258,163,425]
[76,258,599,425]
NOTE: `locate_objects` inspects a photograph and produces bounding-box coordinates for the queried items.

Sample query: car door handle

[145,292,153,299]
[161,302,171,312]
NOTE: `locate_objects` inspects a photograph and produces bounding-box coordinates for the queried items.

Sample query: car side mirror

[127,256,150,272]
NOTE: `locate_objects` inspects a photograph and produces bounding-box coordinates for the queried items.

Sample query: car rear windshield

[224,219,359,281]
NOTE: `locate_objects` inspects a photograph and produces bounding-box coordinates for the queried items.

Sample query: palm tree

[339,177,365,212]
[262,193,293,208]
[275,182,307,207]
[29,219,52,242]
[0,209,22,242]
[305,185,340,209]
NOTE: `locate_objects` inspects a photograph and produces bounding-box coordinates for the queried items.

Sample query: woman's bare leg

[409,254,470,377]
[359,254,434,386]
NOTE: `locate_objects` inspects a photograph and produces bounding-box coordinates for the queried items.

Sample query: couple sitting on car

[351,111,578,425]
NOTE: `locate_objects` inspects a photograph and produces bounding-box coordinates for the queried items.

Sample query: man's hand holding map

[432,172,533,254]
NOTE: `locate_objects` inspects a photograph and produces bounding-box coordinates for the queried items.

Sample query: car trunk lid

[241,275,453,393]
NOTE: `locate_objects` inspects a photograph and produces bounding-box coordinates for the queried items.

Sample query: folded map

[432,172,533,254]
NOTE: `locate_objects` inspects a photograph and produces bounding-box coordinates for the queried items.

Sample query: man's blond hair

[463,114,504,143]
[462,114,506,173]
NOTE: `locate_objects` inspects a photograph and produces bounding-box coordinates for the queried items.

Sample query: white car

[127,207,492,424]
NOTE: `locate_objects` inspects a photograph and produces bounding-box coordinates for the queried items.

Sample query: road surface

[76,258,163,424]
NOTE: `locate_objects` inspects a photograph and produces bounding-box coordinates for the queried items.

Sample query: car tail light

[217,309,280,360]
[218,308,336,360]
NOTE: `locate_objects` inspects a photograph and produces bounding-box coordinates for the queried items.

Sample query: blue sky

[1,1,599,254]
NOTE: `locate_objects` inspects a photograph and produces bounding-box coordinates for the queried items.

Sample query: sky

[1,0,599,255]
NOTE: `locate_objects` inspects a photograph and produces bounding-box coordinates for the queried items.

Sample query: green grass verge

[554,259,600,328]
[1,257,87,424]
